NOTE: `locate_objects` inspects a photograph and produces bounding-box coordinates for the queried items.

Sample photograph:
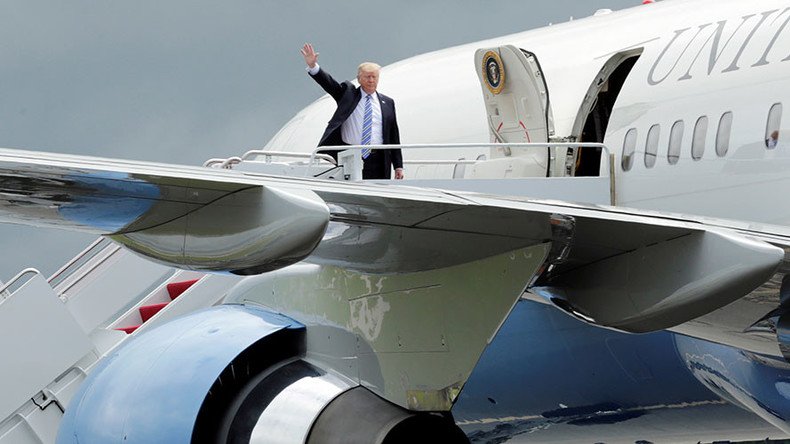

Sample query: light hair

[357,62,381,76]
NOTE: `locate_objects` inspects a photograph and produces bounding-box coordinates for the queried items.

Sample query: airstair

[209,142,617,206]
[0,238,240,443]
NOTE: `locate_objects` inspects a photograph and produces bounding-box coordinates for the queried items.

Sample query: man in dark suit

[301,43,404,180]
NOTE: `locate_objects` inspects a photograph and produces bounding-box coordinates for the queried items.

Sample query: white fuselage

[268,0,790,225]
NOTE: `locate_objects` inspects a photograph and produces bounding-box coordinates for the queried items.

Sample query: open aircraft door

[473,45,556,178]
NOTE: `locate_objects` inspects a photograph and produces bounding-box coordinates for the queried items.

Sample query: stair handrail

[48,237,113,288]
[52,242,124,299]
[0,268,41,301]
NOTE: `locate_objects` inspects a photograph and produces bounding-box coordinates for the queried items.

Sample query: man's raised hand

[301,43,319,68]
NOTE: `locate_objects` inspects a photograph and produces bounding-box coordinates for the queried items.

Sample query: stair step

[139,303,169,322]
[114,279,200,335]
[116,325,140,334]
[167,279,200,300]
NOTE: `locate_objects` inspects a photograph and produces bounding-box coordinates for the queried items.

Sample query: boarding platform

[205,142,617,206]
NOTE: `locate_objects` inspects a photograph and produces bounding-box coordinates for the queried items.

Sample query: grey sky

[0,0,640,281]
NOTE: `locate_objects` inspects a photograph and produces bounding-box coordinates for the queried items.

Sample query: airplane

[1,0,790,442]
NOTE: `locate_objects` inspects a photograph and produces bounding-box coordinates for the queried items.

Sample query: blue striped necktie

[360,94,372,159]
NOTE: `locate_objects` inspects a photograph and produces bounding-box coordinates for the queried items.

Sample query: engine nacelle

[56,305,467,443]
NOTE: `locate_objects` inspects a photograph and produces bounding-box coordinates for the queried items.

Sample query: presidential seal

[481,50,505,95]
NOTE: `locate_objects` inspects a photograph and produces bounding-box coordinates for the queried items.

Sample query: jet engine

[55,305,467,443]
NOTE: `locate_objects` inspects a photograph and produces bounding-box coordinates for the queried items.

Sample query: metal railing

[309,142,611,169]
[48,237,113,288]
[203,156,242,169]
[205,142,611,172]
[241,150,336,164]
[402,159,478,165]
[49,239,123,299]
[204,150,336,168]
[0,268,41,301]
[311,142,615,205]
[203,142,616,203]
[2,237,125,303]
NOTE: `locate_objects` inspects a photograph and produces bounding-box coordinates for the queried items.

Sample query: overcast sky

[0,0,640,281]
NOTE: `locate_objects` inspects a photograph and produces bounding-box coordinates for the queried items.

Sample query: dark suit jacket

[309,67,403,179]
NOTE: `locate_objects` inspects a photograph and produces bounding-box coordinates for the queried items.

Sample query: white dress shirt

[342,90,382,146]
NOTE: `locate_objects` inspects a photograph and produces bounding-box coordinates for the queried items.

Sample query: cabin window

[766,103,782,149]
[691,116,708,160]
[644,124,660,168]
[716,112,733,157]
[621,128,637,171]
[668,120,684,165]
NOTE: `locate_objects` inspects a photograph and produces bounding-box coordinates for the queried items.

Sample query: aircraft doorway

[572,49,642,176]
[472,45,555,179]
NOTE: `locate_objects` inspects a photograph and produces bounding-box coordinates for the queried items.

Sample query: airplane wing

[0,147,784,335]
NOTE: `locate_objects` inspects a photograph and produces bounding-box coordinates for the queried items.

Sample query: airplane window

[644,124,660,168]
[621,128,637,171]
[716,112,733,157]
[766,103,782,149]
[692,116,708,160]
[668,120,684,165]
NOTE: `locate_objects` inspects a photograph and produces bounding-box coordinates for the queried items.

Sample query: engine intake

[198,357,468,443]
